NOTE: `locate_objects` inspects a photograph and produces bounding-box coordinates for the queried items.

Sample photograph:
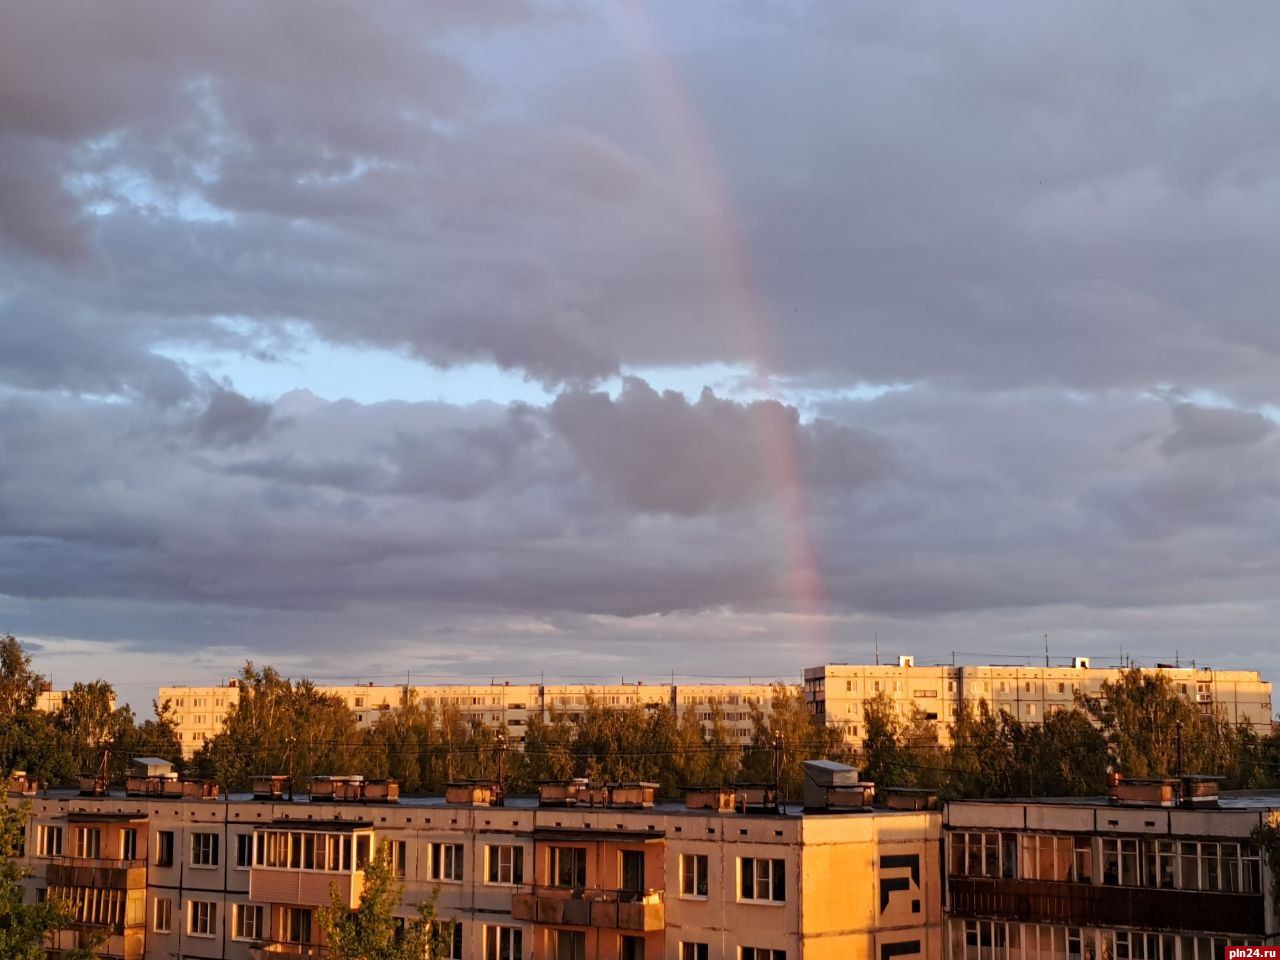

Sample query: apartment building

[16,762,941,960]
[943,777,1280,958]
[159,682,779,758]
[803,657,1274,747]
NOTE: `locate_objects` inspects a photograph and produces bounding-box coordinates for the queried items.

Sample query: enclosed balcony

[511,887,665,932]
[249,821,373,909]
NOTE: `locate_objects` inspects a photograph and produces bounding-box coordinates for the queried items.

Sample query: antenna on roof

[874,633,880,666]
[1044,633,1050,668]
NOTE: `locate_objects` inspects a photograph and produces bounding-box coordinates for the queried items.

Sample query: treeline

[0,635,181,786]
[862,669,1280,797]
[191,664,850,799]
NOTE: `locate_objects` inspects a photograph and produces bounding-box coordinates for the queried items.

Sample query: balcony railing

[45,857,147,890]
[948,877,1265,936]
[511,886,664,931]
[249,941,327,959]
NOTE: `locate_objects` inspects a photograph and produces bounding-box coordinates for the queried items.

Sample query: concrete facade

[159,683,779,759]
[803,659,1274,747]
[16,786,940,960]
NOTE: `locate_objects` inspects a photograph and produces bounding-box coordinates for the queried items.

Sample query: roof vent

[684,786,738,813]
[1179,775,1221,809]
[251,774,290,801]
[1108,776,1178,807]
[310,776,399,804]
[1073,657,1091,669]
[898,655,915,668]
[878,787,939,811]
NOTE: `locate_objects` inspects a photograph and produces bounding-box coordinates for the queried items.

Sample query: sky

[3,0,1280,712]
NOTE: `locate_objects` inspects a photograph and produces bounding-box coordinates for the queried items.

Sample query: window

[429,842,464,882]
[282,907,313,945]
[235,833,253,869]
[487,844,524,885]
[233,904,264,941]
[1113,930,1176,959]
[388,840,407,878]
[485,924,523,960]
[189,900,217,938]
[741,950,786,960]
[191,832,219,867]
[621,935,645,960]
[435,920,463,959]
[680,853,709,897]
[38,825,63,857]
[1026,704,1036,717]
[949,832,1018,879]
[73,827,101,859]
[255,830,353,871]
[153,897,172,933]
[739,857,786,902]
[556,929,587,960]
[681,944,709,960]
[155,830,174,867]
[551,846,587,889]
[1021,834,1092,882]
[1058,682,1066,693]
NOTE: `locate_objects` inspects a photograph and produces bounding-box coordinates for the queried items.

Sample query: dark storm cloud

[3,0,1280,679]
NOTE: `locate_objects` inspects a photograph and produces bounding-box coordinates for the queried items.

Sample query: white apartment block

[803,657,1273,747]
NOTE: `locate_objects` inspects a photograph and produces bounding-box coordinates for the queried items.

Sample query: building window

[739,857,785,902]
[1113,929,1176,959]
[741,950,786,960]
[1026,704,1036,717]
[958,919,1015,960]
[428,842,464,882]
[680,944,709,960]
[680,853,709,897]
[121,828,138,862]
[388,840,407,878]
[551,846,587,889]
[233,904,264,941]
[621,935,645,960]
[1057,682,1066,693]
[434,920,463,959]
[153,897,172,933]
[484,924,523,960]
[155,830,174,867]
[1021,834,1091,882]
[949,832,1018,879]
[256,829,359,871]
[235,833,253,869]
[189,900,217,938]
[486,844,523,885]
[555,929,587,960]
[191,832,219,867]
[281,907,313,945]
[38,825,63,857]
[73,827,101,859]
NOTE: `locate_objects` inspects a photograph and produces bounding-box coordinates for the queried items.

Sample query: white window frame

[428,842,464,883]
[189,900,217,938]
[232,903,264,941]
[679,853,708,898]
[484,924,523,960]
[738,857,786,903]
[191,832,219,868]
[486,844,523,885]
[153,897,172,934]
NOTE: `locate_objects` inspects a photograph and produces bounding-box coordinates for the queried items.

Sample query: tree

[1080,669,1237,779]
[0,795,97,959]
[194,663,360,792]
[319,843,453,960]
[0,637,44,718]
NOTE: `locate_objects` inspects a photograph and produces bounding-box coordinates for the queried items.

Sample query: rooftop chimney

[898,655,915,668]
[1073,657,1090,669]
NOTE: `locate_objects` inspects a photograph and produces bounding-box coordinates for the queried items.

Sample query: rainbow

[610,3,830,658]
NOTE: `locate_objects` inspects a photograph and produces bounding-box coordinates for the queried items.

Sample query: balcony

[47,927,144,960]
[511,887,665,932]
[250,869,364,909]
[249,941,327,959]
[45,857,147,890]
[948,877,1265,936]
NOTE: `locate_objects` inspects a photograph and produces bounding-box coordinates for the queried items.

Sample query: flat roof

[951,790,1280,811]
[535,827,665,842]
[264,819,375,832]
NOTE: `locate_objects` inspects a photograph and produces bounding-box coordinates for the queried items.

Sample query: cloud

[1160,402,1275,457]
